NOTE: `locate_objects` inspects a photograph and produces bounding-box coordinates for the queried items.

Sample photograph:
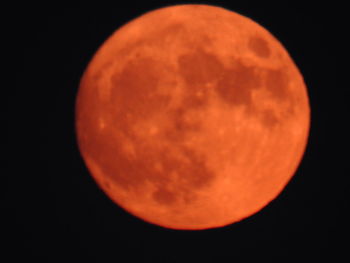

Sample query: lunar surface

[75,4,310,230]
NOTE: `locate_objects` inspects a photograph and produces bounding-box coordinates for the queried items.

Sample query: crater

[248,36,271,58]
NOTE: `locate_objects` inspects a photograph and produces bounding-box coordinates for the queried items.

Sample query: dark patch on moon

[216,59,262,108]
[183,89,209,109]
[171,107,202,136]
[260,108,280,127]
[151,146,215,206]
[159,23,188,43]
[145,23,189,48]
[264,68,290,101]
[248,36,271,58]
[152,187,177,205]
[178,49,224,86]
[111,57,170,118]
[177,49,224,110]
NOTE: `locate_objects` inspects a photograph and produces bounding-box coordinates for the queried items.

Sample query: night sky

[7,1,346,262]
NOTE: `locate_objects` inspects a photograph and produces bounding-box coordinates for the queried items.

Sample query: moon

[75,4,310,230]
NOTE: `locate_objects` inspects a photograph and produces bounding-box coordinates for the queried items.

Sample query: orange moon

[75,4,310,230]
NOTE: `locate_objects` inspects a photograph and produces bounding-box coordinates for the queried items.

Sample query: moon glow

[75,4,310,230]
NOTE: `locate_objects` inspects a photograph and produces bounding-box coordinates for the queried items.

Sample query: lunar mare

[76,4,310,230]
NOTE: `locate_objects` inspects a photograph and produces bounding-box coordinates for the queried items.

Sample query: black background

[7,1,347,262]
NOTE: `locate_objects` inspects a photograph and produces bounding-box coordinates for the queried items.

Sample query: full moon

[75,4,310,230]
